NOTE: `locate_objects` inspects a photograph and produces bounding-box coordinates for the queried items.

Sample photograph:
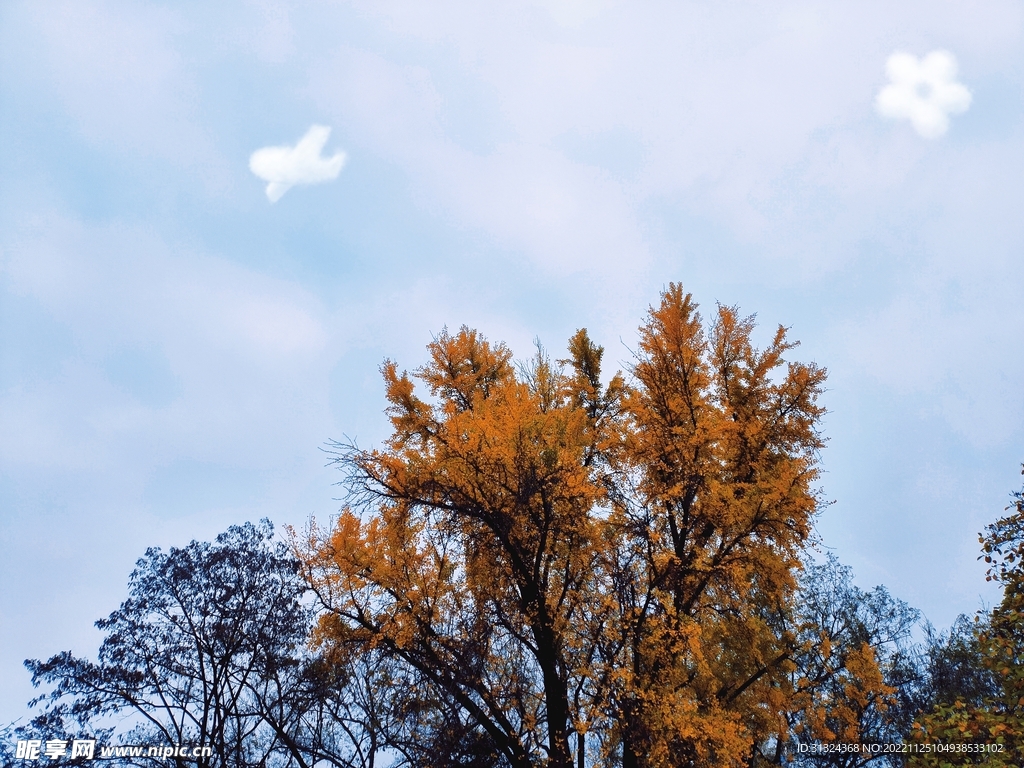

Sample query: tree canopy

[296,284,865,768]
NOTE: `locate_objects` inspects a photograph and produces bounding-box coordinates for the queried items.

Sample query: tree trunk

[622,743,639,768]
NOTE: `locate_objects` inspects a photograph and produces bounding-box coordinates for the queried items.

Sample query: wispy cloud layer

[249,125,346,202]
[875,50,971,138]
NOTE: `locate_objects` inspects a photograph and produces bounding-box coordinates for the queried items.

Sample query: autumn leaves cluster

[295,284,893,767]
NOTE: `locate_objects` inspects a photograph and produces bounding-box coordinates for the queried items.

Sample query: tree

[602,287,829,767]
[915,615,999,725]
[779,554,922,768]
[910,466,1024,766]
[299,327,616,768]
[23,521,373,768]
[297,285,858,767]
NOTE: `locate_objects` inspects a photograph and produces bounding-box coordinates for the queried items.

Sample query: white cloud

[875,50,972,139]
[249,125,346,202]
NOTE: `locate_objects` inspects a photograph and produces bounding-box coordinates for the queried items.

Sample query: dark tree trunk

[622,742,639,768]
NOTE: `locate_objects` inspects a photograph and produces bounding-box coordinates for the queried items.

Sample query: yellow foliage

[294,287,850,768]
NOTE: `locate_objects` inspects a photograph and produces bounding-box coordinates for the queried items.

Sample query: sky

[1,0,1022,725]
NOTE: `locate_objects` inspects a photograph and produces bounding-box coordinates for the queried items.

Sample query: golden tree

[604,285,829,767]
[298,326,620,768]
[297,285,886,768]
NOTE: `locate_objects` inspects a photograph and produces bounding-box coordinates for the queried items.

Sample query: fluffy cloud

[875,50,971,139]
[249,125,346,202]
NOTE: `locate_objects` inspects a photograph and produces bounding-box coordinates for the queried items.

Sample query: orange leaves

[843,642,895,711]
[620,689,753,768]
[598,286,830,766]
[296,287,831,768]
[621,286,825,608]
[414,326,514,413]
[620,285,824,607]
[299,326,620,768]
[381,361,434,447]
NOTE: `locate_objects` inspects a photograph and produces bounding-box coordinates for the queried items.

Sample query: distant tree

[23,521,374,768]
[917,615,998,720]
[910,467,1024,766]
[773,554,922,767]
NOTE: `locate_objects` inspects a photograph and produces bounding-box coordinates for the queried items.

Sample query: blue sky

[1,0,1022,724]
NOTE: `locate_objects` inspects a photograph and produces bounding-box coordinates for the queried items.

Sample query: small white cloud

[875,50,971,139]
[249,125,346,202]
